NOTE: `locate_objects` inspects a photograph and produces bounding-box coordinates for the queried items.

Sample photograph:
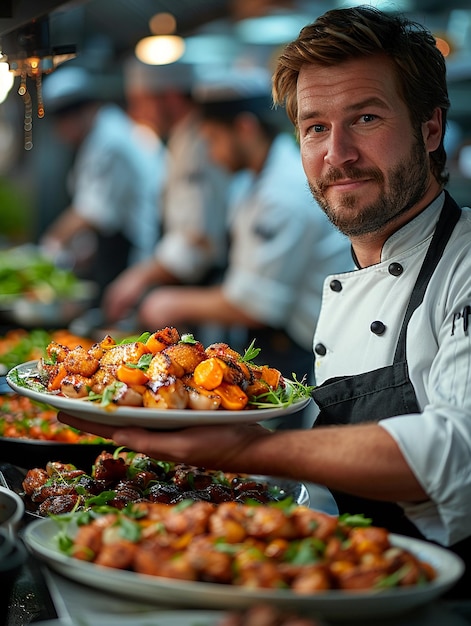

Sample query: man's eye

[308,124,325,134]
[360,114,377,123]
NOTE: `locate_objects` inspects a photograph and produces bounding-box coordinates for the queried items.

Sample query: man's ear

[423,106,442,153]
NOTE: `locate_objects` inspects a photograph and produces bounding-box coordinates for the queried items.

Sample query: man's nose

[323,127,359,168]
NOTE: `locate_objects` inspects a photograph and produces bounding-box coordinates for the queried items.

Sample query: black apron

[312,191,470,596]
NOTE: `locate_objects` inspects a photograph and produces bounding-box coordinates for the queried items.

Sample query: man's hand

[101,263,155,323]
[57,411,271,470]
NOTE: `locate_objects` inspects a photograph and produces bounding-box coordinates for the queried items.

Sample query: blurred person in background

[101,60,230,326]
[39,65,163,301]
[133,67,352,428]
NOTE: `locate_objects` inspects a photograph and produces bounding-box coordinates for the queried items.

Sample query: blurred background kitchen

[0,0,470,381]
[1,0,470,244]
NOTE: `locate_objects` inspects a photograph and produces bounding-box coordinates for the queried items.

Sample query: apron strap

[394,191,461,363]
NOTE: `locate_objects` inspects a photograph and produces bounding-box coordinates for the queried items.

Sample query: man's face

[200,120,246,173]
[53,105,96,146]
[126,90,174,140]
[126,88,162,133]
[297,55,440,238]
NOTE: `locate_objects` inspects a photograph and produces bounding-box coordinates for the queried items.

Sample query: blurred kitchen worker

[134,66,352,427]
[101,60,230,323]
[60,6,471,598]
[39,65,163,298]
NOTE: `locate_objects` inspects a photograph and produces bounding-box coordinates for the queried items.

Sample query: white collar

[380,192,445,262]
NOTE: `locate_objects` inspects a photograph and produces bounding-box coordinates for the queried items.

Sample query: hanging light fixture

[135,12,185,66]
[135,35,185,65]
[0,14,75,149]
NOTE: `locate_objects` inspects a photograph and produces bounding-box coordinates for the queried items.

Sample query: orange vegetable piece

[54,429,81,443]
[146,334,168,354]
[193,357,225,390]
[47,362,69,391]
[260,366,281,389]
[116,364,149,386]
[98,335,117,351]
[146,327,180,353]
[214,381,248,411]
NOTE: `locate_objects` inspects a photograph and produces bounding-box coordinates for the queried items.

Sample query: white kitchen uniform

[154,113,230,284]
[314,191,471,547]
[72,103,164,264]
[223,133,352,353]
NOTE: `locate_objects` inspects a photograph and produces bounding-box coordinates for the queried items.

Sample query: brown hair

[272,5,450,185]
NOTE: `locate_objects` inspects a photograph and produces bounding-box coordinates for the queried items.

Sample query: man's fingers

[57,412,118,440]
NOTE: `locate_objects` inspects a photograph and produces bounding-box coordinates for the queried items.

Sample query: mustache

[316,167,384,191]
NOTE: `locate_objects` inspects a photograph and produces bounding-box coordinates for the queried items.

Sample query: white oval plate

[7,361,310,431]
[23,517,464,621]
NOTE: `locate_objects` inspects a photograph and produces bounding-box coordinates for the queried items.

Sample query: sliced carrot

[213,381,248,411]
[146,334,168,354]
[47,362,69,391]
[116,364,149,386]
[193,357,225,390]
[260,366,282,390]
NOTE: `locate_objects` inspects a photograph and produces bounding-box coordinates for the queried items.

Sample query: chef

[312,191,468,541]
[101,60,230,324]
[58,6,471,597]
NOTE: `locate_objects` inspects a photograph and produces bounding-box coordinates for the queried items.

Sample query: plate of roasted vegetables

[6,327,312,430]
[23,499,464,620]
[0,329,117,467]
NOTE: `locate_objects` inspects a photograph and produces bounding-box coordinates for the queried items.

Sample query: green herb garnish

[180,333,197,344]
[240,339,261,363]
[248,374,315,409]
[338,513,373,527]
[124,353,153,371]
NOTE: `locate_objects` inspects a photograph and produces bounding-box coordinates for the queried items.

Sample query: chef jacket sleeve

[153,135,229,283]
[379,253,471,547]
[222,193,320,328]
[73,145,136,236]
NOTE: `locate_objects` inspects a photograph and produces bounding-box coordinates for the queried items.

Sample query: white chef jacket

[154,113,230,283]
[71,104,164,263]
[223,133,352,351]
[314,191,471,546]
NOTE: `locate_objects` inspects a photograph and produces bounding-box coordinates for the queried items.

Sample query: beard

[308,135,430,237]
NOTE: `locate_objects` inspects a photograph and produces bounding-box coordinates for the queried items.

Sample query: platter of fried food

[13,448,311,518]
[23,498,464,620]
[6,327,312,430]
